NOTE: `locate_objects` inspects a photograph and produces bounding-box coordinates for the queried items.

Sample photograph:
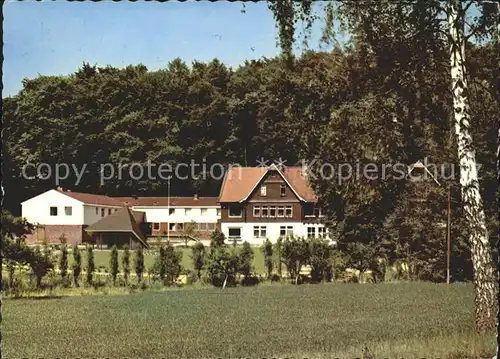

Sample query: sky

[3,0,331,97]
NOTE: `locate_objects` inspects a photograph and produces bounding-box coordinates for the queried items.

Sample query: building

[21,165,330,247]
[218,164,329,245]
[21,187,124,245]
[21,188,220,247]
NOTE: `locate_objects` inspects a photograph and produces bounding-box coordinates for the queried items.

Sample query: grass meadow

[3,282,496,359]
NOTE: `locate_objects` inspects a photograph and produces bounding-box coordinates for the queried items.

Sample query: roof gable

[21,189,84,205]
[218,166,317,203]
[58,190,125,207]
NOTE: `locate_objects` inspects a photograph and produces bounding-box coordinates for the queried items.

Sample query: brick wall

[24,225,84,245]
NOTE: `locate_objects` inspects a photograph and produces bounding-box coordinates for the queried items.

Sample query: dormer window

[228,206,243,218]
[260,185,267,196]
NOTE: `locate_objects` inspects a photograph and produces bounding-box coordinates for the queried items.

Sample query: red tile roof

[218,166,317,202]
[57,190,125,207]
[115,196,219,207]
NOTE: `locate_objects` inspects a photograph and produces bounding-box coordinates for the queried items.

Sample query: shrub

[280,236,309,285]
[239,241,254,278]
[309,238,333,283]
[86,245,95,286]
[109,245,119,285]
[31,246,54,289]
[262,239,273,279]
[72,244,82,287]
[60,244,68,281]
[164,242,182,286]
[191,242,205,279]
[206,230,239,287]
[158,245,166,281]
[122,245,131,285]
[135,246,144,283]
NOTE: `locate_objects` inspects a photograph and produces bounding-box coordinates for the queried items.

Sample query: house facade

[218,165,329,245]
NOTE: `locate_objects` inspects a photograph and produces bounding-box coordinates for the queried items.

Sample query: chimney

[194,194,198,200]
[57,186,63,192]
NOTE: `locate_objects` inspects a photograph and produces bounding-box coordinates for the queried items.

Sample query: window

[95,207,98,215]
[177,223,184,231]
[307,227,316,238]
[280,226,293,237]
[228,228,242,242]
[199,223,207,231]
[153,223,160,231]
[269,206,276,217]
[304,203,314,217]
[108,209,112,215]
[280,183,286,196]
[64,206,72,216]
[115,209,119,212]
[314,207,321,217]
[318,227,326,238]
[169,208,175,215]
[260,185,267,196]
[185,208,192,216]
[285,206,293,218]
[207,223,215,231]
[216,208,221,217]
[261,206,269,217]
[228,206,242,218]
[253,206,261,217]
[169,223,176,231]
[253,226,267,238]
[101,208,105,217]
[201,208,208,216]
[277,206,285,217]
[50,207,58,216]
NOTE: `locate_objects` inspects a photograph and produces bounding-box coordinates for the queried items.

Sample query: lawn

[67,247,267,274]
[3,282,496,358]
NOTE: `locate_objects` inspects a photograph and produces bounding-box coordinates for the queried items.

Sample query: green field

[3,283,495,358]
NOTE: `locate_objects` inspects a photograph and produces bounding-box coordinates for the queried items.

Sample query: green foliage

[164,242,182,286]
[206,231,239,287]
[30,246,54,288]
[239,241,254,278]
[72,245,82,287]
[158,245,166,281]
[86,246,95,286]
[280,236,310,285]
[109,245,119,285]
[261,239,273,279]
[135,246,145,283]
[122,245,131,285]
[59,244,68,280]
[308,238,334,283]
[191,242,205,279]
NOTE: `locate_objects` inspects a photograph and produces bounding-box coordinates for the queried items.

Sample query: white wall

[220,222,329,245]
[131,206,220,224]
[21,190,85,225]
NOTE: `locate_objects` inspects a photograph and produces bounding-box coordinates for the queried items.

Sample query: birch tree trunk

[448,0,498,333]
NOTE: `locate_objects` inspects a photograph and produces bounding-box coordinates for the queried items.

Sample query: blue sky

[3,0,331,97]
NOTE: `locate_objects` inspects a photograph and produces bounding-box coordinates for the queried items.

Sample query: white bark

[448,0,498,332]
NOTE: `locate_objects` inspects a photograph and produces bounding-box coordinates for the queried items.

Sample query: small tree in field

[309,238,333,283]
[60,244,68,281]
[262,239,273,279]
[31,246,53,289]
[239,241,254,278]
[164,241,182,286]
[122,245,130,285]
[110,245,119,285]
[191,242,205,279]
[281,236,310,285]
[86,245,95,286]
[158,245,166,282]
[275,237,283,278]
[135,246,144,283]
[72,244,81,287]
